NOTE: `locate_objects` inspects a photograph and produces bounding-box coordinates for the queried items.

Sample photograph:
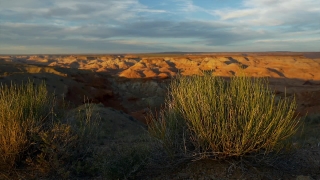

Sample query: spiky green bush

[148,72,300,159]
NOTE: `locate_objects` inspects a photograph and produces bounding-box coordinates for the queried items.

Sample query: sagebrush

[148,72,300,160]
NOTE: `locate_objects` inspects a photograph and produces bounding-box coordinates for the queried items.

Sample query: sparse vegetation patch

[148,72,301,160]
[0,81,101,179]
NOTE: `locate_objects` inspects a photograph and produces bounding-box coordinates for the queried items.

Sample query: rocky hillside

[1,53,319,122]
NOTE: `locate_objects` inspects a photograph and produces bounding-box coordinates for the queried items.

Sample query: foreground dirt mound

[67,103,147,141]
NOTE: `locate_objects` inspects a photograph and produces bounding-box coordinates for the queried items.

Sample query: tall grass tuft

[148,72,301,160]
[0,81,101,179]
[0,81,52,169]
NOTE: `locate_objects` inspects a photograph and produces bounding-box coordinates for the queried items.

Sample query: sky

[0,0,319,54]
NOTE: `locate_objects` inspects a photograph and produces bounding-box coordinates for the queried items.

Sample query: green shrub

[148,72,300,160]
[0,81,101,179]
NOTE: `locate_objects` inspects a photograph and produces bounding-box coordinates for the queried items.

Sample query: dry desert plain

[0,52,320,179]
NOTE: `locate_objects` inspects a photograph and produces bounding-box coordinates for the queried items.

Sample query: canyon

[1,52,319,123]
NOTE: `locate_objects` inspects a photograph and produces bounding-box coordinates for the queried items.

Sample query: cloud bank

[0,0,319,53]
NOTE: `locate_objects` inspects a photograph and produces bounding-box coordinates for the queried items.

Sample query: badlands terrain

[0,52,319,121]
[0,52,320,179]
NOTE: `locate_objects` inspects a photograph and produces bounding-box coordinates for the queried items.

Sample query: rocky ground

[0,52,319,179]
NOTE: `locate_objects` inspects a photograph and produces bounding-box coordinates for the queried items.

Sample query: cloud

[0,0,166,24]
[0,19,246,53]
[174,0,200,12]
[1,20,264,46]
[215,0,320,26]
[209,0,320,51]
[0,0,319,53]
[256,38,320,43]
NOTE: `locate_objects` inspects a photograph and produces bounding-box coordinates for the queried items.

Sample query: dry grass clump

[148,72,301,160]
[0,81,101,179]
[0,81,51,169]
